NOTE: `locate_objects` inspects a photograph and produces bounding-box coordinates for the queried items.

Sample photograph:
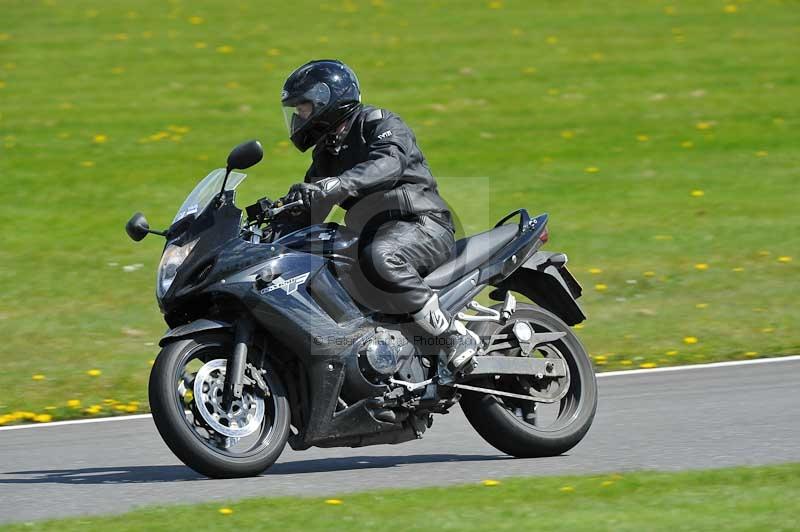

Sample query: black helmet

[281,59,361,152]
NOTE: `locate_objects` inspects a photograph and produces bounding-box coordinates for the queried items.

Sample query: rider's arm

[333,113,413,200]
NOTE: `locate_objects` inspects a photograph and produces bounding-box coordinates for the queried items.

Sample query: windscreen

[173,168,247,224]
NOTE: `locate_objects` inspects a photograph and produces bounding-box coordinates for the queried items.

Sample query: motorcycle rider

[280,59,479,373]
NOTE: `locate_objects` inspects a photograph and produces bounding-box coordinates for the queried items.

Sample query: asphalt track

[1,357,799,524]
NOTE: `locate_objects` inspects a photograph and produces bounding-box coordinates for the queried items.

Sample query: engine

[341,327,429,403]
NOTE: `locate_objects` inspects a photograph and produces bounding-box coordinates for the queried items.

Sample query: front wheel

[460,303,597,458]
[149,332,291,478]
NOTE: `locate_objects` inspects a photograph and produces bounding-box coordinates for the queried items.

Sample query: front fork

[222,321,252,409]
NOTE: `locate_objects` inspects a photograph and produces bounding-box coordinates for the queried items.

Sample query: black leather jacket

[304,105,451,231]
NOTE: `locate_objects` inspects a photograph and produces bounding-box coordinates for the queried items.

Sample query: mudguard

[489,251,586,326]
[158,319,233,347]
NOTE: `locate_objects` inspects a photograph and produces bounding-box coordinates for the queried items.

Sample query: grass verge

[2,463,799,531]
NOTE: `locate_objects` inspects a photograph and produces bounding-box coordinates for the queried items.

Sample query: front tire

[460,303,597,458]
[149,333,291,478]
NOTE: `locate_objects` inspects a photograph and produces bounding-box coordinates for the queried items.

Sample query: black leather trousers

[354,213,455,315]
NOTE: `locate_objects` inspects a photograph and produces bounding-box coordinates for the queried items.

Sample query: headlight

[157,239,198,299]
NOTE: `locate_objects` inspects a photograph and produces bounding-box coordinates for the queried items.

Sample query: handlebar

[267,199,304,218]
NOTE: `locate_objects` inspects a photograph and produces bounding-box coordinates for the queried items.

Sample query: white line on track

[1,355,798,433]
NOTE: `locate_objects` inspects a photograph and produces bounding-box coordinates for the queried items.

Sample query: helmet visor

[281,82,332,137]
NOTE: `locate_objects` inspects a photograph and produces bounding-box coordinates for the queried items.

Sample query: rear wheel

[460,303,597,457]
[149,333,291,478]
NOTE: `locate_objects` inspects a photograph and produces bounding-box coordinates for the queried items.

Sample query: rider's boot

[412,295,480,372]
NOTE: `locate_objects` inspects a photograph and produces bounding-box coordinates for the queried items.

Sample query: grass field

[1,0,798,421]
[2,464,798,530]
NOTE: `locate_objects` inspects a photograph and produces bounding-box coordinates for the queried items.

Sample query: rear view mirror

[227,140,264,171]
[126,212,151,241]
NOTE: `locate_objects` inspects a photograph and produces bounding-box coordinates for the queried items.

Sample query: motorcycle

[125,140,597,478]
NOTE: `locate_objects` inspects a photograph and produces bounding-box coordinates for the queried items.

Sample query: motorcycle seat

[424,224,519,289]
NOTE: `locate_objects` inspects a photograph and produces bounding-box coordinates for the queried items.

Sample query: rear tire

[460,304,597,458]
[149,333,291,478]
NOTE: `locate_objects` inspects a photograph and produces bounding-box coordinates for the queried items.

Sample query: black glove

[285,178,345,222]
[286,182,323,211]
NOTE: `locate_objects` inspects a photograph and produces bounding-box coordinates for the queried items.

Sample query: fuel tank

[276,223,359,258]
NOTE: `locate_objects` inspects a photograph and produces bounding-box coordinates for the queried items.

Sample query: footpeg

[456,293,517,324]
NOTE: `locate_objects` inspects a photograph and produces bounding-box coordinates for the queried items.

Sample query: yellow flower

[87,369,102,377]
[590,52,605,61]
[511,28,523,36]
[560,130,575,139]
[585,166,599,173]
[124,404,138,413]
[522,67,537,75]
[694,263,709,271]
[639,362,657,369]
[681,140,694,148]
[488,0,503,8]
[773,117,785,125]
[67,399,81,408]
[636,134,649,142]
[216,45,234,54]
[643,271,656,277]
[594,283,608,291]
[695,303,708,309]
[559,486,575,493]
[732,267,745,272]
[744,351,758,357]
[85,405,102,415]
[148,359,155,366]
[757,250,770,257]
[0,81,6,89]
[696,121,713,130]
[267,48,281,56]
[32,374,46,381]
[317,36,329,43]
[761,327,775,334]
[225,81,240,89]
[93,134,108,144]
[218,507,234,515]
[168,125,190,134]
[188,16,204,24]
[588,267,602,274]
[194,42,207,49]
[723,5,738,14]
[683,336,698,345]
[690,189,704,197]
[325,499,343,505]
[600,480,614,487]
[665,350,679,356]
[547,88,559,96]
[546,36,558,45]
[573,323,584,330]
[663,6,676,15]
[0,33,11,41]
[755,150,768,157]
[620,360,633,366]
[778,256,792,263]
[34,414,52,423]
[482,479,501,486]
[654,235,673,241]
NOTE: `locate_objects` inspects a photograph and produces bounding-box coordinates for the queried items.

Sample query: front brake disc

[192,359,265,438]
